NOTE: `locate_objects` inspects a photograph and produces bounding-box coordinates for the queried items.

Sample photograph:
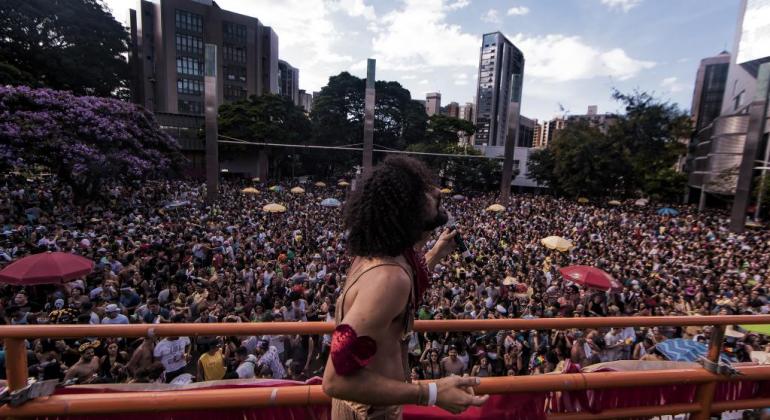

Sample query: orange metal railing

[0,315,769,419]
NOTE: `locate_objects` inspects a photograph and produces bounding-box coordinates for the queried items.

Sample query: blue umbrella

[657,207,679,216]
[654,338,734,363]
[320,198,341,208]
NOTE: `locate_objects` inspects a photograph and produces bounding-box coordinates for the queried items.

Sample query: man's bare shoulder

[345,263,412,321]
[357,263,411,295]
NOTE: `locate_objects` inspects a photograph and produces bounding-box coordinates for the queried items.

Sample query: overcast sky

[105,0,740,121]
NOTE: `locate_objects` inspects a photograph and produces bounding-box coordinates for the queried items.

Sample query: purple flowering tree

[0,86,185,198]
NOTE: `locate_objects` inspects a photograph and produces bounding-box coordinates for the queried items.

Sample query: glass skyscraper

[474,32,524,148]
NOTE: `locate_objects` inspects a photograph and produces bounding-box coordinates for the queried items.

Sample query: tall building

[298,89,313,112]
[587,105,598,116]
[544,117,566,146]
[533,121,544,148]
[426,92,441,116]
[690,52,731,133]
[516,116,535,148]
[278,59,299,105]
[460,102,475,122]
[129,0,279,115]
[686,0,770,218]
[474,32,525,147]
[446,102,460,118]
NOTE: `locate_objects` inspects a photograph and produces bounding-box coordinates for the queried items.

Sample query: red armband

[331,324,377,376]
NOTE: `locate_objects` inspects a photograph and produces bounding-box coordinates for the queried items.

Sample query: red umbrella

[0,252,94,285]
[559,265,622,292]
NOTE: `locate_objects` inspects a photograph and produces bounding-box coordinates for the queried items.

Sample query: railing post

[5,338,28,391]
[692,324,725,420]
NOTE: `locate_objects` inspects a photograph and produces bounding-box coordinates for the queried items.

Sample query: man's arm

[322,266,421,405]
[322,265,487,413]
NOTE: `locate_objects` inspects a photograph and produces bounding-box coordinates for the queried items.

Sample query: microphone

[447,214,473,263]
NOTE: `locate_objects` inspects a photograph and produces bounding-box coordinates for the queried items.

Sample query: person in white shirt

[154,335,191,383]
[234,346,258,379]
[101,304,129,324]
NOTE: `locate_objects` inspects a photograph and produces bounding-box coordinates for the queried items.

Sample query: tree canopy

[310,72,428,150]
[0,86,185,197]
[529,90,690,201]
[0,0,130,97]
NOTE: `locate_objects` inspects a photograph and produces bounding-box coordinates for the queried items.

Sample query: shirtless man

[64,342,101,384]
[126,337,155,377]
[323,157,488,418]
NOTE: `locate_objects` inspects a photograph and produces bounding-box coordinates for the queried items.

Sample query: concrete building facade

[690,52,731,133]
[686,0,770,208]
[446,102,460,118]
[278,59,299,105]
[426,92,441,116]
[298,89,313,113]
[516,115,535,148]
[129,0,279,115]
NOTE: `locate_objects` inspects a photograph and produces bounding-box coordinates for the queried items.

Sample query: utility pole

[204,44,219,204]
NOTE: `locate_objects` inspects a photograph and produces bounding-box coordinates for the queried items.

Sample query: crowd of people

[0,172,768,385]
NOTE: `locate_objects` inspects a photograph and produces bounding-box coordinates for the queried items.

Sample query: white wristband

[427,382,438,406]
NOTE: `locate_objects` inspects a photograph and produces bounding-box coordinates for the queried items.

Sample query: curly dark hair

[344,156,436,257]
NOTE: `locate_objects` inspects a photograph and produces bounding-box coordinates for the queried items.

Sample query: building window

[177,78,203,95]
[224,84,247,101]
[223,22,247,43]
[224,65,247,82]
[175,34,204,55]
[176,57,203,76]
[175,10,203,33]
[178,100,203,114]
[223,45,246,63]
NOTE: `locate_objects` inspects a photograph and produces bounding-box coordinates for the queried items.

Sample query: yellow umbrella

[338,181,350,187]
[486,204,505,212]
[290,187,305,194]
[262,203,287,213]
[241,187,259,194]
[608,200,621,206]
[577,197,589,204]
[251,177,260,182]
[440,188,452,194]
[314,181,326,187]
[540,236,574,252]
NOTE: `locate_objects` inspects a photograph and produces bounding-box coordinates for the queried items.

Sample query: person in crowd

[153,315,191,383]
[64,341,101,384]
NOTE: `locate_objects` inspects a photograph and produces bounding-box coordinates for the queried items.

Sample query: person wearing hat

[101,304,129,324]
[197,338,227,381]
[64,340,101,384]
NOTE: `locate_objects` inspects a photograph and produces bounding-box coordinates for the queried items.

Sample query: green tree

[529,121,626,197]
[530,90,691,199]
[610,89,691,196]
[311,73,428,148]
[309,72,429,176]
[0,0,131,97]
[442,145,505,192]
[218,94,312,179]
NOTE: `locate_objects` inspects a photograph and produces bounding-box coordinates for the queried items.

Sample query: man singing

[323,157,488,419]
